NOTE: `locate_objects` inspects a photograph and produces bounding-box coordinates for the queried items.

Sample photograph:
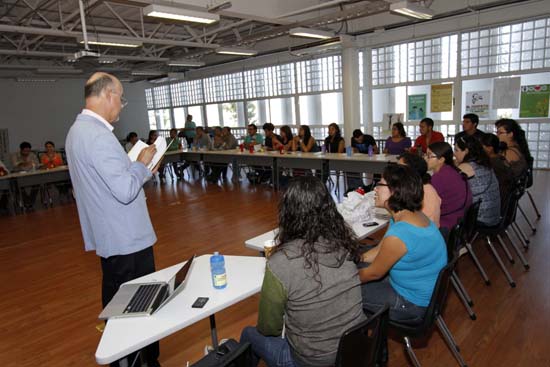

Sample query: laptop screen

[174,255,193,289]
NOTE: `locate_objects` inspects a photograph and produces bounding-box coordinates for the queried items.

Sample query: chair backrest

[446,224,462,263]
[335,305,389,367]
[415,259,456,334]
[500,186,523,228]
[460,201,481,244]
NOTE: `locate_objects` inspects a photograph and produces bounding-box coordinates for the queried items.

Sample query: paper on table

[127,137,171,170]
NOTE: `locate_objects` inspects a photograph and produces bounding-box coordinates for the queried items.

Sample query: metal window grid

[152,85,171,109]
[296,55,342,94]
[170,80,204,106]
[372,35,457,86]
[461,17,550,76]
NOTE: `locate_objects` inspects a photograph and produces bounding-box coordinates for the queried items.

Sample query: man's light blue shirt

[65,112,157,258]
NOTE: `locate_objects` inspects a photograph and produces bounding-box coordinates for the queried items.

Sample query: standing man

[455,113,485,142]
[65,72,160,367]
[413,117,445,154]
[181,114,196,147]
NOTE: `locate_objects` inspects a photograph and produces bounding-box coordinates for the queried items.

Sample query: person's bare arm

[359,236,407,283]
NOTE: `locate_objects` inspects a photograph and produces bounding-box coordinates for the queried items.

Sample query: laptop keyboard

[124,284,162,314]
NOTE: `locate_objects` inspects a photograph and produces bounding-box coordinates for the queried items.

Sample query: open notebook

[127,137,172,170]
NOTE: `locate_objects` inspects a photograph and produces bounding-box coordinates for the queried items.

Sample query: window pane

[187,106,203,126]
[206,104,221,126]
[148,110,156,130]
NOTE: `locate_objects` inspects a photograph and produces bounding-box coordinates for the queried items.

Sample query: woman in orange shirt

[41,141,64,168]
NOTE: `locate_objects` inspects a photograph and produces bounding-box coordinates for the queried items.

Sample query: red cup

[239,144,244,152]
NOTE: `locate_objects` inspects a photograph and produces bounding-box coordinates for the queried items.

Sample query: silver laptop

[99,254,195,320]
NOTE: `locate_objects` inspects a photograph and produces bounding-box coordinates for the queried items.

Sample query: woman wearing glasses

[495,118,532,179]
[425,142,472,232]
[359,165,447,323]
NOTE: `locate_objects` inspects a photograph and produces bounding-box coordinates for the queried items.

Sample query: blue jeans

[240,327,297,367]
[359,263,426,324]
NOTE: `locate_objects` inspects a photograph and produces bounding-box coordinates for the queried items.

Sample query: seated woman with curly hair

[360,165,447,324]
[241,176,366,367]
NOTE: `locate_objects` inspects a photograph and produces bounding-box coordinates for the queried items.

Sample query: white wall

[0,79,149,153]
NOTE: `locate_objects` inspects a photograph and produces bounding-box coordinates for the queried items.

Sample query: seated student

[398,153,441,227]
[454,135,500,226]
[193,126,212,149]
[495,118,532,179]
[347,129,379,189]
[11,142,40,210]
[241,176,366,367]
[207,127,238,183]
[40,141,64,169]
[272,125,293,151]
[481,133,515,209]
[291,125,318,152]
[146,130,158,145]
[324,123,345,153]
[262,123,282,151]
[11,141,39,171]
[165,128,182,180]
[455,113,485,142]
[244,123,264,149]
[425,142,472,232]
[384,122,412,155]
[359,165,447,324]
[413,117,445,154]
[351,129,379,154]
[125,132,139,153]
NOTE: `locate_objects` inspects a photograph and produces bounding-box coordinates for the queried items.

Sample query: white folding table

[244,219,388,253]
[95,255,266,365]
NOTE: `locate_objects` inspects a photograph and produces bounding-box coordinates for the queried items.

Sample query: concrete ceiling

[0,0,530,80]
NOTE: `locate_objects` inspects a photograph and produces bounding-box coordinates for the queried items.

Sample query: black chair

[388,259,468,367]
[446,224,476,321]
[459,201,492,286]
[335,305,389,367]
[473,187,530,288]
[521,156,541,221]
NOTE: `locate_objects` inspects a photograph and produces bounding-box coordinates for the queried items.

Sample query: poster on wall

[382,113,404,131]
[519,85,550,118]
[465,91,490,118]
[493,77,521,109]
[431,84,453,112]
[408,94,427,120]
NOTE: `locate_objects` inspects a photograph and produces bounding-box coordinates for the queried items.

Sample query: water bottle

[181,138,188,150]
[368,145,373,157]
[210,252,227,289]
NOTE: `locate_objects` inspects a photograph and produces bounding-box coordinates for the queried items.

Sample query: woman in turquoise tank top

[359,165,447,324]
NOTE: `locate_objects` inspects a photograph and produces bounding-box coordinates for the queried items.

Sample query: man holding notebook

[66,72,161,367]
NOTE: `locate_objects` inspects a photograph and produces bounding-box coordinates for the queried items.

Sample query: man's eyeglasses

[110,89,128,108]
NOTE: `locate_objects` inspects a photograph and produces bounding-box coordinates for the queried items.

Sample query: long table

[0,165,70,213]
[245,219,388,253]
[164,149,397,187]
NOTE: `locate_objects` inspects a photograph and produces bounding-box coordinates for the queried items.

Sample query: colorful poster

[493,77,521,109]
[465,90,490,118]
[519,85,550,118]
[431,84,453,112]
[408,94,427,120]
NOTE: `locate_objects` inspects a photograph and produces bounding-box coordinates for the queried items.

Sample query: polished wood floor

[0,172,549,367]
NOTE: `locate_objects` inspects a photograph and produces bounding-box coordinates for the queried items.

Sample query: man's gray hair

[85,74,115,99]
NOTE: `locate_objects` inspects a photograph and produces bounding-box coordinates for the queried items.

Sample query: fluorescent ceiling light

[17,78,56,82]
[131,70,165,76]
[143,4,219,24]
[36,67,83,74]
[168,59,205,67]
[215,47,257,56]
[390,1,435,19]
[98,57,117,64]
[78,35,142,48]
[289,27,335,40]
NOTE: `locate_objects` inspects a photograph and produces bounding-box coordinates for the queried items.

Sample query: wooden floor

[0,172,549,367]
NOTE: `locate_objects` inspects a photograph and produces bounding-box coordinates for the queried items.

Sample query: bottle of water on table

[210,252,227,289]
